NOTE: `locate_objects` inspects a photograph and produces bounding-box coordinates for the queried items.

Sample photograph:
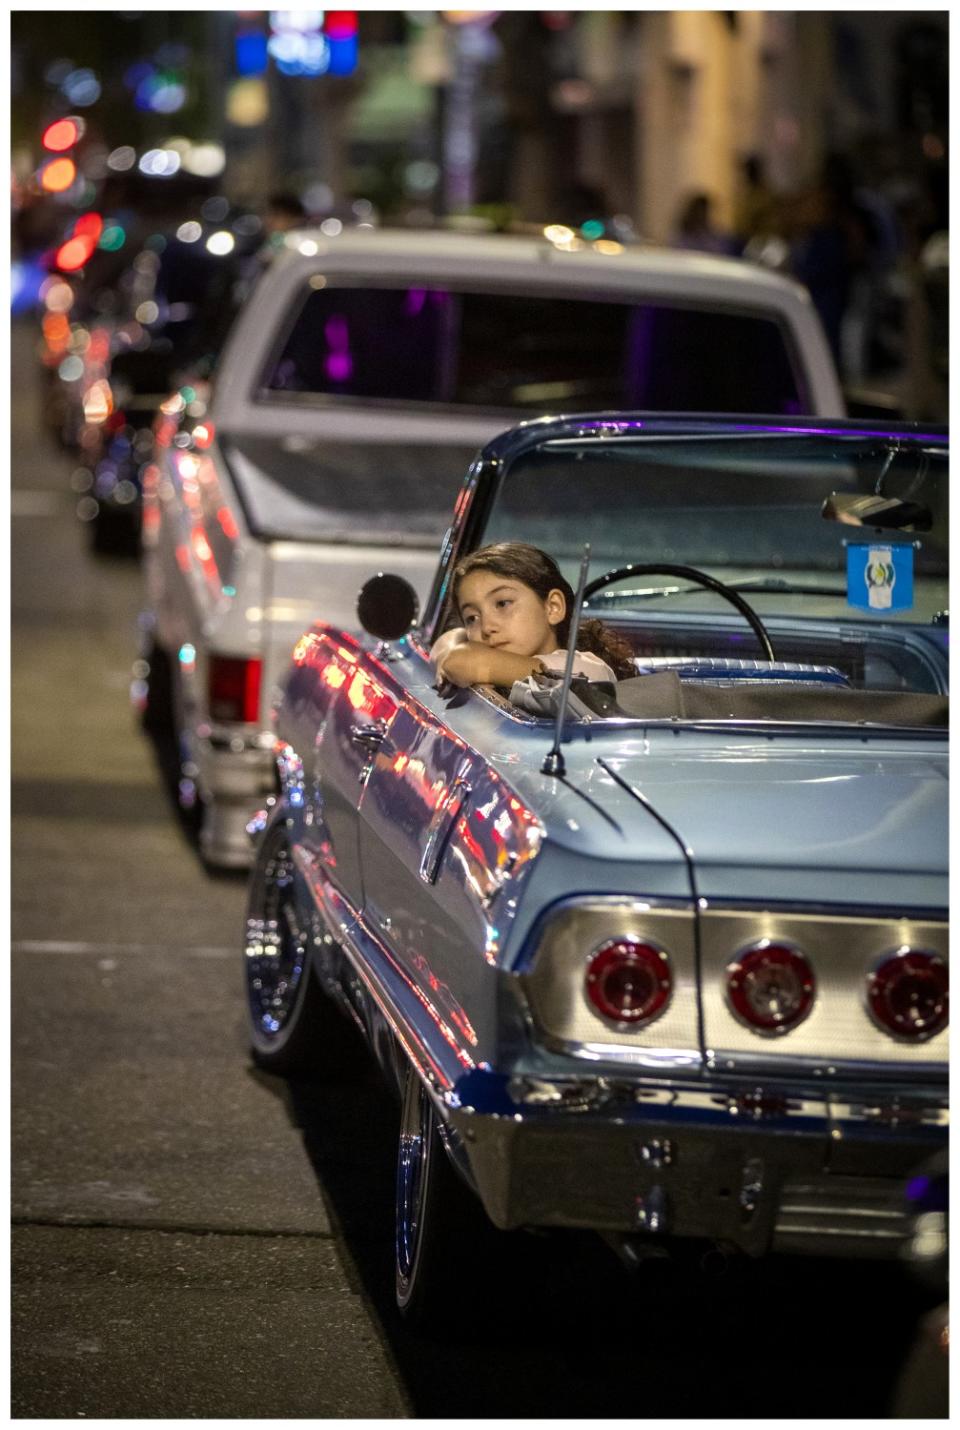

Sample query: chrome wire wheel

[394,1063,493,1329]
[244,819,317,1070]
[396,1066,433,1308]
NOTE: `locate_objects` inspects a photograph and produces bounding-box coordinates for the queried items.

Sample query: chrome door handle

[350,721,388,751]
[419,771,472,884]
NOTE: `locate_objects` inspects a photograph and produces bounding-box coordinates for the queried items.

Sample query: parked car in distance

[45,217,264,554]
[140,224,844,867]
[245,411,947,1324]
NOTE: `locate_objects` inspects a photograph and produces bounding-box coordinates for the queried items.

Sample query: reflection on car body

[244,412,948,1324]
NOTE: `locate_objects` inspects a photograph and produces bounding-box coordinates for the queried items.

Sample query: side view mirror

[357,573,419,641]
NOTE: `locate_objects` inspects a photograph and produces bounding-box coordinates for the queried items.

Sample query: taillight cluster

[726,941,814,1035]
[585,938,672,1027]
[209,654,262,724]
[866,947,948,1041]
[583,933,947,1041]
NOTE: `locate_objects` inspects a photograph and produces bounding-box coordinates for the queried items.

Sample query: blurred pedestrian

[782,154,874,368]
[670,192,734,256]
[732,155,778,253]
[264,191,307,235]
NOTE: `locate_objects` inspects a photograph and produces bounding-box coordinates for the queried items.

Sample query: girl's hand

[431,627,469,686]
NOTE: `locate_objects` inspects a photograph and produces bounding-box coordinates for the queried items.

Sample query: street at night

[10,9,949,1422]
[9,318,944,1417]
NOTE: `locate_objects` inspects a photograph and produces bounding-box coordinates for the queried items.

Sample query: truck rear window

[259,283,808,415]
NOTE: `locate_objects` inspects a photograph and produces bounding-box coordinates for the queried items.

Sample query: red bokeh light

[42,117,82,152]
[54,234,97,272]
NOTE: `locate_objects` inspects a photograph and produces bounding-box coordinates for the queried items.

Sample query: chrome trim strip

[775,1225,903,1239]
[700,895,947,922]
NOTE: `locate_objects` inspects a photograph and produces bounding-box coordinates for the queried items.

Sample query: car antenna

[542,543,591,778]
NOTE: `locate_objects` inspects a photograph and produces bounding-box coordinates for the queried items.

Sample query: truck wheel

[140,638,174,737]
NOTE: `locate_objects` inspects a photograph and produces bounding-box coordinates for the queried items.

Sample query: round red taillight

[585,938,672,1027]
[726,941,815,1035]
[867,948,948,1041]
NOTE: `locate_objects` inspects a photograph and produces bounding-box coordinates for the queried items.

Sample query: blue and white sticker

[846,542,914,613]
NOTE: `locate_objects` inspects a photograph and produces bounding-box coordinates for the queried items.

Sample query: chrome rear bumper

[196,732,276,868]
[441,1072,945,1258]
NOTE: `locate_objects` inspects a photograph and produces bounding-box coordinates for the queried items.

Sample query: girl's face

[457,570,565,657]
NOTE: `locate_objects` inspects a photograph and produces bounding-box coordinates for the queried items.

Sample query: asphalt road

[10,318,939,1420]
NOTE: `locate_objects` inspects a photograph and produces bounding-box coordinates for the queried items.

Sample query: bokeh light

[107,146,137,172]
[40,157,77,193]
[61,67,101,105]
[139,148,182,177]
[54,234,96,271]
[42,117,83,151]
[98,225,127,252]
[182,143,226,177]
[206,231,236,256]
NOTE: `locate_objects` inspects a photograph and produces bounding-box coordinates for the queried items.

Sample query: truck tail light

[726,941,815,1035]
[209,655,262,724]
[867,949,947,1041]
[585,937,672,1027]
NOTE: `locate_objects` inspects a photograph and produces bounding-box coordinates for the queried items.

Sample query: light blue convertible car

[244,413,948,1323]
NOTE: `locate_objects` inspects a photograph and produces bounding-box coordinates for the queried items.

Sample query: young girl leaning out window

[431,542,635,689]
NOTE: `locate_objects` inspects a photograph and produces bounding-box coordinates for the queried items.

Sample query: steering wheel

[583,562,776,663]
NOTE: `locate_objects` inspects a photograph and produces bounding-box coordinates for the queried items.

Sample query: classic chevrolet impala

[244,413,947,1323]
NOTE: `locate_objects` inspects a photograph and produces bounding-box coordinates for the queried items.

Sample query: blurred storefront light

[269,30,330,75]
[176,221,203,244]
[270,9,324,31]
[83,380,114,424]
[235,30,269,76]
[327,35,357,74]
[206,231,236,256]
[324,14,358,73]
[139,148,182,177]
[183,143,226,177]
[227,77,269,126]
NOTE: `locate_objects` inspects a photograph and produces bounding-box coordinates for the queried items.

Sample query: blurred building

[12,11,946,231]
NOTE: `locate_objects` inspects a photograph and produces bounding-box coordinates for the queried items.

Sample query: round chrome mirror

[357,573,419,641]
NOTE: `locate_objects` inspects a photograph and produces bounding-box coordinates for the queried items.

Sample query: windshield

[481,430,948,625]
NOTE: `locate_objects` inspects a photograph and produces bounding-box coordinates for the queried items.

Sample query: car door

[355,659,542,1066]
[284,630,401,917]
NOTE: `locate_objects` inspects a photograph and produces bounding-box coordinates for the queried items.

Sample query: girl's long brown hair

[452,542,636,679]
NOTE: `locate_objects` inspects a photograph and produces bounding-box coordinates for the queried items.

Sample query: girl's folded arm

[438,642,545,688]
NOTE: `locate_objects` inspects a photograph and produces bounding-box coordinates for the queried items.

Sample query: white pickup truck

[140,225,844,867]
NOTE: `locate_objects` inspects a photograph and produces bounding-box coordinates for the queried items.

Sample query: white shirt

[539,648,616,683]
